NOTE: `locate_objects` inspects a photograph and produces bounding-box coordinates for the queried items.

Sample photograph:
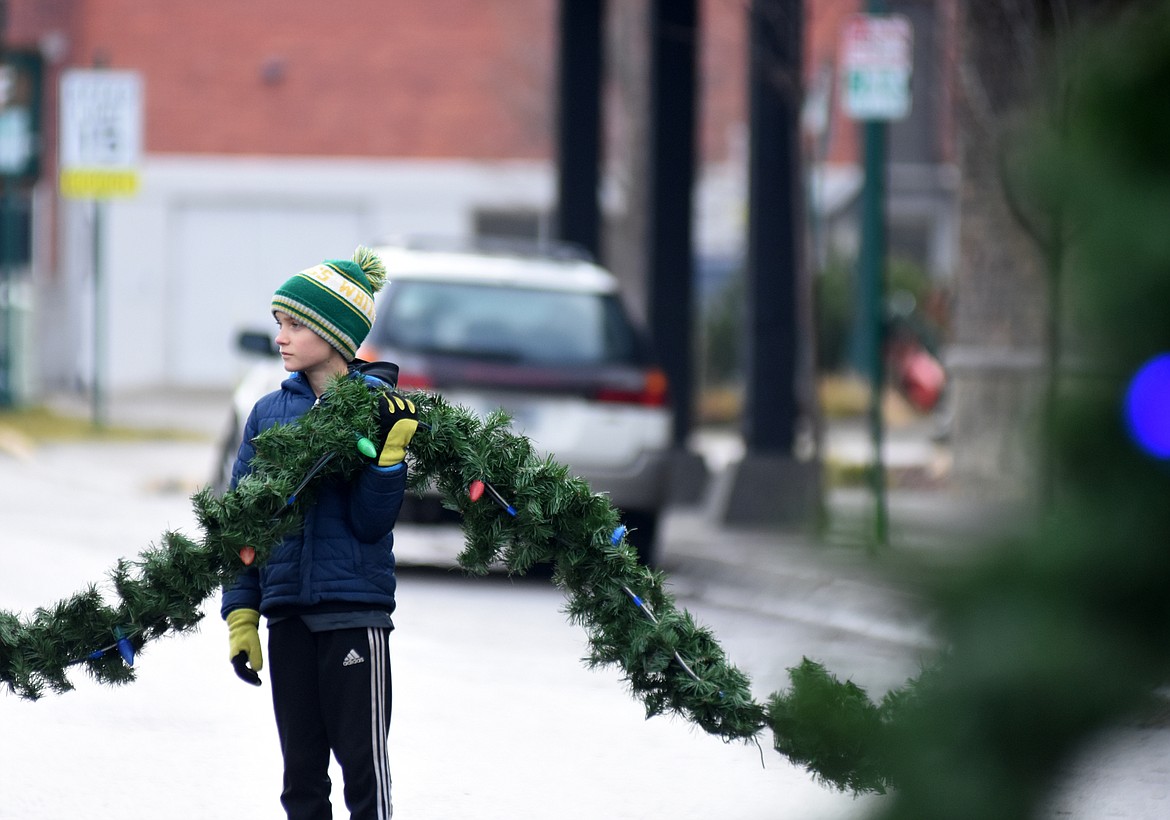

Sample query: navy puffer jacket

[220,370,406,618]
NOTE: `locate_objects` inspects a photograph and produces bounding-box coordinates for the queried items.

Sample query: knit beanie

[271,246,388,361]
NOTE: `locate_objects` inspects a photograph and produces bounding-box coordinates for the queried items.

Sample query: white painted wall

[49,155,556,392]
[34,152,758,396]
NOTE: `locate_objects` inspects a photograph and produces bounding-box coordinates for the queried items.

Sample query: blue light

[114,626,135,667]
[1124,354,1170,459]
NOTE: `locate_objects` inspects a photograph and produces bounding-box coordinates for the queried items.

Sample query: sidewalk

[42,386,234,441]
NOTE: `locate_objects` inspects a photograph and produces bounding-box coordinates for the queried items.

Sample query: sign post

[0,54,42,408]
[840,10,912,549]
[58,69,143,427]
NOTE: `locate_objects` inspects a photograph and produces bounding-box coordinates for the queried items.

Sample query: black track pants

[268,619,393,820]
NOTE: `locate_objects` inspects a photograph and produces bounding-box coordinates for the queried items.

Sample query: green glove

[227,608,263,682]
[373,391,419,467]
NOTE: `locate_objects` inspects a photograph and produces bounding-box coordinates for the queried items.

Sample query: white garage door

[169,203,365,387]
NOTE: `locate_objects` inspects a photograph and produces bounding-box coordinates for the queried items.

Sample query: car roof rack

[376,234,596,264]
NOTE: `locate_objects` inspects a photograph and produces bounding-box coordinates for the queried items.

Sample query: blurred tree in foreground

[874,2,1170,817]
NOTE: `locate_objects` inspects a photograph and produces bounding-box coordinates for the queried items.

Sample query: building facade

[0,0,958,397]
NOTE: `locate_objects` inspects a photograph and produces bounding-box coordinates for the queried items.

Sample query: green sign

[0,53,42,180]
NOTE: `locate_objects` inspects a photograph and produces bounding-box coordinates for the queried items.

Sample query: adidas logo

[342,649,365,667]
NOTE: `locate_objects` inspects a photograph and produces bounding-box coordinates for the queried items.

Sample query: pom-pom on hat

[272,246,388,361]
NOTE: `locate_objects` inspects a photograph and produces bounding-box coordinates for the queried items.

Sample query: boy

[222,246,417,820]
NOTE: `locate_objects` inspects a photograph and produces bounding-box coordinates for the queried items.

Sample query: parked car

[213,238,674,565]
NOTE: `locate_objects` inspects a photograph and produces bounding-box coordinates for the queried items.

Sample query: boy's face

[273,310,339,374]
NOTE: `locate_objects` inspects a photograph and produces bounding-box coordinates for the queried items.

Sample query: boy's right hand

[227,608,263,685]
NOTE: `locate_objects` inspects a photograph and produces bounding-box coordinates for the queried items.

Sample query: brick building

[0,0,958,398]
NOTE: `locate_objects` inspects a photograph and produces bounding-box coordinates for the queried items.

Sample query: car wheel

[620,510,660,567]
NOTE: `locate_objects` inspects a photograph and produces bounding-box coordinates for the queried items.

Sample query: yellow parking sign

[58,70,143,199]
[59,168,140,199]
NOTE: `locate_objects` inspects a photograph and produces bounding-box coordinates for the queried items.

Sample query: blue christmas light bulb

[1124,353,1170,459]
[114,626,135,667]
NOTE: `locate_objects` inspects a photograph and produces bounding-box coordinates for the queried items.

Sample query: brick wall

[13,0,557,159]
[10,0,869,167]
[7,0,883,167]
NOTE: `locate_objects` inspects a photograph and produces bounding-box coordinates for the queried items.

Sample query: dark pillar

[554,0,603,262]
[721,0,819,527]
[744,0,800,454]
[646,0,697,450]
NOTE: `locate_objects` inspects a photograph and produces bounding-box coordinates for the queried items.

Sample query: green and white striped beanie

[271,246,388,361]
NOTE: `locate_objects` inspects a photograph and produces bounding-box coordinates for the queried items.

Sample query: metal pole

[647,0,698,448]
[0,176,11,407]
[743,0,801,455]
[92,200,106,428]
[554,0,603,261]
[861,0,889,548]
[859,118,888,548]
[0,8,10,407]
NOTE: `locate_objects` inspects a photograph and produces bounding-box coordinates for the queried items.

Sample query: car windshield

[370,280,643,365]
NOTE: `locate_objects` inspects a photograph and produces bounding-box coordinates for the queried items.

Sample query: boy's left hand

[372,391,418,467]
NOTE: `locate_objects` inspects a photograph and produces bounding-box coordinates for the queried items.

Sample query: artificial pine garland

[0,376,906,794]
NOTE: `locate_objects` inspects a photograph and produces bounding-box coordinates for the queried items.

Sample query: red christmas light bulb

[468,480,485,502]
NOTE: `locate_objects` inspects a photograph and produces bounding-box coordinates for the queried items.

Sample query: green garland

[0,376,906,795]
